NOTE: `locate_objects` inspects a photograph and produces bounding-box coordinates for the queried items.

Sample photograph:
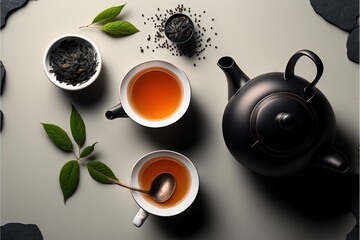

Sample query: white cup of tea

[130,150,199,227]
[105,60,191,128]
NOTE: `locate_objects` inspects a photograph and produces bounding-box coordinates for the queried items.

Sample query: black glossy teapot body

[219,50,348,177]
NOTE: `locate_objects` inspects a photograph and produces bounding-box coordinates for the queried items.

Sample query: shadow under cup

[131,150,199,221]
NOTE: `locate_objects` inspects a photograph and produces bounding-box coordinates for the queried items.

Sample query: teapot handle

[284,49,324,95]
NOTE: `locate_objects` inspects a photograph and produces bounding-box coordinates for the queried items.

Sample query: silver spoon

[113,172,176,203]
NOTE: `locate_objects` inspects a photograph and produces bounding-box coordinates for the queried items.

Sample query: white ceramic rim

[130,150,199,217]
[42,34,102,91]
[119,60,191,128]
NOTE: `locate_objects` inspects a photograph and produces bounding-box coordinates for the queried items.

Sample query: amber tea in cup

[128,66,183,120]
[106,60,191,128]
[131,150,199,227]
[138,155,190,208]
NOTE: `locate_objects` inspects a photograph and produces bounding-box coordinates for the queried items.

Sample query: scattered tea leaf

[80,142,98,158]
[92,4,126,24]
[70,104,86,147]
[41,123,73,152]
[101,20,140,35]
[59,160,80,203]
[87,161,118,184]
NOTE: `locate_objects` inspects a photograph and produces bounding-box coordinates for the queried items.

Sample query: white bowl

[43,34,102,91]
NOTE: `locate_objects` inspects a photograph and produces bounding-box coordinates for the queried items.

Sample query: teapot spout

[317,147,349,173]
[218,56,250,100]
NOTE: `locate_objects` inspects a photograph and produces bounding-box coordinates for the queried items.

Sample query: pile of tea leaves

[165,14,194,43]
[49,40,98,86]
[140,4,219,67]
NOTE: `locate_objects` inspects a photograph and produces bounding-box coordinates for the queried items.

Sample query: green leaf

[41,123,73,152]
[80,142,98,158]
[92,4,126,24]
[101,20,140,35]
[59,160,80,203]
[70,104,86,147]
[87,161,118,184]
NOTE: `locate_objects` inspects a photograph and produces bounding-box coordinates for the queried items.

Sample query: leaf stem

[73,151,79,160]
[78,159,87,166]
[79,24,91,29]
[110,179,150,194]
[79,24,101,30]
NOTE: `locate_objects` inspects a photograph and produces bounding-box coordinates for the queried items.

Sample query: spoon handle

[112,179,150,194]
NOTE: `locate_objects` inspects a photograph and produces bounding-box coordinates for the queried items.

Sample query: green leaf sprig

[41,104,115,203]
[80,4,139,35]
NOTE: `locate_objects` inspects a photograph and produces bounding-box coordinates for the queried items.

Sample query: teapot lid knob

[276,113,296,130]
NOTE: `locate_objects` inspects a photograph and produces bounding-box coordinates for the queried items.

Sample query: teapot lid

[250,92,318,157]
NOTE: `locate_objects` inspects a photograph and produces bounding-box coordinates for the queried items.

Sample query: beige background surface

[1,0,358,239]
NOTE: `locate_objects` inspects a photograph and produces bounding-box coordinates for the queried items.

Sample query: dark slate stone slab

[347,179,359,240]
[310,0,359,63]
[347,224,359,240]
[1,223,43,240]
[1,60,5,95]
[0,109,3,131]
[347,26,359,63]
[1,0,29,29]
[310,0,359,32]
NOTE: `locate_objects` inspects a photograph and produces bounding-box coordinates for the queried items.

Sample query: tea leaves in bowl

[48,40,98,86]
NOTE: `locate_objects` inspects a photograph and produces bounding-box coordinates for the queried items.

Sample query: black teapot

[218,49,349,177]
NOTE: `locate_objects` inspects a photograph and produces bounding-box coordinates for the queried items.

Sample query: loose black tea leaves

[140,4,219,67]
[49,40,98,86]
[165,14,194,43]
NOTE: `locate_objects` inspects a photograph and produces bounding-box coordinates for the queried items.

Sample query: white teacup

[130,150,199,227]
[105,60,191,128]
